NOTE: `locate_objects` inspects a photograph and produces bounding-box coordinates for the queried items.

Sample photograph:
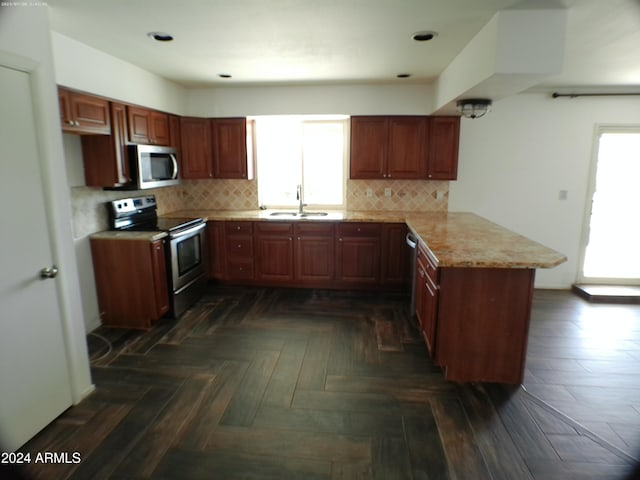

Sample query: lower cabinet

[225,221,254,281]
[414,240,536,384]
[90,237,169,329]
[415,243,439,356]
[208,220,409,290]
[335,223,381,286]
[255,222,295,283]
[295,223,335,285]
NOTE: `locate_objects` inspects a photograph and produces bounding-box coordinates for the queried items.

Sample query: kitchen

[1,1,640,478]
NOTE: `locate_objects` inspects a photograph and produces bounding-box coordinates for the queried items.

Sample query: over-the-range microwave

[109,144,180,190]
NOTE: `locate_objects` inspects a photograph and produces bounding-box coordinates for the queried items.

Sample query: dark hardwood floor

[17,287,640,479]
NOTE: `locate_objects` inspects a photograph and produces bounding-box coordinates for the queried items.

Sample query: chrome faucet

[296,184,306,214]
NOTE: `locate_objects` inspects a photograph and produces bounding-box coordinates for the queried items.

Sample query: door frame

[576,124,640,285]
[0,48,94,403]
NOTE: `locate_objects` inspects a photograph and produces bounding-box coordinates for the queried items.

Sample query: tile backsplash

[71,178,448,239]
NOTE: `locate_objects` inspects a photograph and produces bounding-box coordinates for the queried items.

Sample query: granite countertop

[405,212,567,269]
[160,209,567,269]
[90,230,168,242]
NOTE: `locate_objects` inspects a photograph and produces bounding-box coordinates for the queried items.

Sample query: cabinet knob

[237,244,242,248]
[338,237,343,242]
[236,226,241,230]
[67,120,74,126]
[289,237,293,241]
[428,174,432,178]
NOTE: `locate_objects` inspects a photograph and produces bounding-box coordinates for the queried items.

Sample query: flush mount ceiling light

[456,98,492,119]
[411,30,438,42]
[147,31,174,42]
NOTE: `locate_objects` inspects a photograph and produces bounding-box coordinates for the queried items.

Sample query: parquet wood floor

[16,287,640,479]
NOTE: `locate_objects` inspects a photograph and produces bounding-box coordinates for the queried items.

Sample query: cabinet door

[212,118,250,179]
[180,117,213,178]
[81,101,130,187]
[150,240,170,319]
[380,223,410,288]
[256,223,294,283]
[427,116,460,180]
[150,111,170,146]
[59,88,110,134]
[336,224,381,285]
[207,221,225,280]
[169,115,181,154]
[127,106,151,143]
[350,116,388,179]
[295,223,335,284]
[387,117,427,179]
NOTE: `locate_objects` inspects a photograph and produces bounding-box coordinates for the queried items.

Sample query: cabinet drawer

[294,223,334,236]
[227,259,254,280]
[225,221,253,235]
[417,243,439,284]
[255,222,293,234]
[337,223,380,237]
[225,236,253,258]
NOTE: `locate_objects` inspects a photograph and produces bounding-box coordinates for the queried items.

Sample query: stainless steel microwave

[127,144,179,190]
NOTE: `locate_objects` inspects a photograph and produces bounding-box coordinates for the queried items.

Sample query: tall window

[254,115,347,208]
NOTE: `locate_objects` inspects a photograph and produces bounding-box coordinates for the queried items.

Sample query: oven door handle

[169,222,206,239]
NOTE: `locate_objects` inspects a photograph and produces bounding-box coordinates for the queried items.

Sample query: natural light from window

[253,115,348,209]
[582,131,640,280]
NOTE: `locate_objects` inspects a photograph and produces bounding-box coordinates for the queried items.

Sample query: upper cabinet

[181,117,253,180]
[180,116,212,179]
[427,117,460,180]
[350,115,460,181]
[212,118,253,179]
[127,106,171,146]
[58,87,110,135]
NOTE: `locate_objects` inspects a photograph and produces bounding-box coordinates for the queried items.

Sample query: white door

[579,129,640,284]
[0,65,73,451]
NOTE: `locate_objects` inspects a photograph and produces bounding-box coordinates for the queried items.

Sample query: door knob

[40,265,59,279]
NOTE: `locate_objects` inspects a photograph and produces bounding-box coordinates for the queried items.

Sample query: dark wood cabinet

[255,222,294,283]
[127,106,170,145]
[350,116,425,179]
[224,221,255,281]
[349,117,388,178]
[207,221,225,280]
[295,223,335,285]
[90,237,169,329]
[415,243,439,357]
[212,118,253,179]
[427,116,459,180]
[335,223,381,286]
[81,102,130,187]
[350,115,459,180]
[58,87,110,134]
[381,223,410,288]
[180,117,213,178]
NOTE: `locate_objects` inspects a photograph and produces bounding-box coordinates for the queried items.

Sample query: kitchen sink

[268,211,329,218]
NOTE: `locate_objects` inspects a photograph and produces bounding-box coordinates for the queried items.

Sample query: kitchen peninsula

[162,209,566,384]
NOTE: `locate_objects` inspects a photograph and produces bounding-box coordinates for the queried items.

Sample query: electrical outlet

[384,188,392,197]
[365,188,373,197]
[436,191,444,200]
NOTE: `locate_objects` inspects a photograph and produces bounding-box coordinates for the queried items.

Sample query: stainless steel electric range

[108,195,207,318]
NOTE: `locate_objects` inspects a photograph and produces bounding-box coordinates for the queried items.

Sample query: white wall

[0,6,93,403]
[52,32,188,115]
[187,83,434,117]
[449,93,640,288]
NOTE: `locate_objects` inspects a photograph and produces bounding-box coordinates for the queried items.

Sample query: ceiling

[47,0,640,91]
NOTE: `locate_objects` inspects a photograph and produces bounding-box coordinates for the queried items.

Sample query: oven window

[177,235,201,276]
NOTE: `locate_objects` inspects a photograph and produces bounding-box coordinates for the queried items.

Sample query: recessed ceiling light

[396,73,412,78]
[218,73,232,79]
[147,32,174,42]
[411,31,438,42]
